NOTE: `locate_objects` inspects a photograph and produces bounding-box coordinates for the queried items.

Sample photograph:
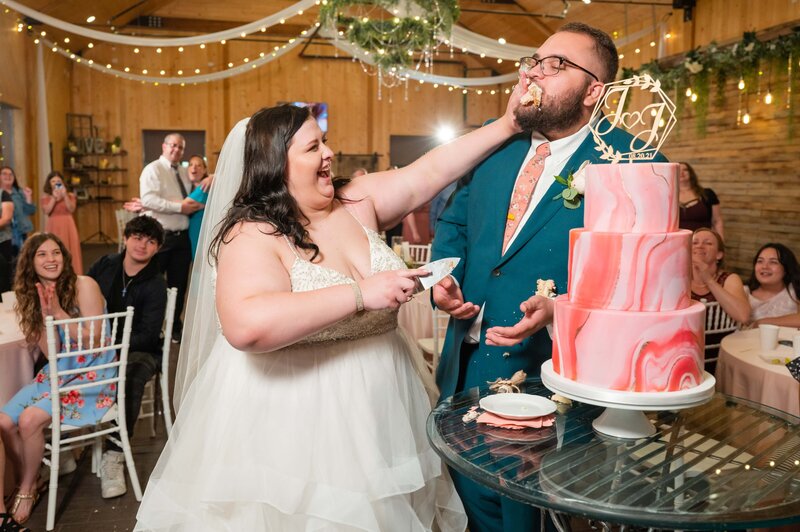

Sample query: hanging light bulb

[690,93,698,102]
[685,87,693,97]
[742,112,751,124]
[738,78,745,90]
[765,91,773,105]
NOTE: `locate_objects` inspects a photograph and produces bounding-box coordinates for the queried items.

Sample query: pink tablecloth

[0,306,35,492]
[716,328,800,417]
[398,290,433,342]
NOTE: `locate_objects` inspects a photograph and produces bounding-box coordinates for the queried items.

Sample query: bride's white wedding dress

[135,225,466,531]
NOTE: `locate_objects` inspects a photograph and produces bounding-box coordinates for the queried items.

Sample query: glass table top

[427,379,800,530]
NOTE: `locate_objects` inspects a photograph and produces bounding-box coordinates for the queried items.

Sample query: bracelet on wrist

[351,282,364,313]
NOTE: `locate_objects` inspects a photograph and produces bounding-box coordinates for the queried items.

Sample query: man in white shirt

[431,22,668,532]
[139,133,202,342]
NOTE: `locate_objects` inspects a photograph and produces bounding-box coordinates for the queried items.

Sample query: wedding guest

[678,162,724,238]
[139,134,202,343]
[0,181,14,294]
[745,243,800,328]
[690,228,750,323]
[0,166,35,271]
[41,171,82,274]
[87,216,167,498]
[136,91,525,530]
[431,22,667,531]
[429,182,456,237]
[185,155,209,258]
[0,233,117,525]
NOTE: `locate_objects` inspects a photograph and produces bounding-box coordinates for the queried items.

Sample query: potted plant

[110,136,122,154]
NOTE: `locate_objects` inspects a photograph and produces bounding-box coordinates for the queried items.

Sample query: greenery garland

[319,0,459,71]
[622,29,800,136]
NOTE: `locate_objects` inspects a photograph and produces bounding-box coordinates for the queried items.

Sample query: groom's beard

[514,80,590,134]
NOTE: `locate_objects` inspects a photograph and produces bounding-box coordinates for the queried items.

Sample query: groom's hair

[557,22,618,84]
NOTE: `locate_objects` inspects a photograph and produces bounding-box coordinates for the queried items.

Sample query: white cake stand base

[541,359,716,439]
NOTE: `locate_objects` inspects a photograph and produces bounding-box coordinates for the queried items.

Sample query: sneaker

[100,451,127,499]
[171,329,182,344]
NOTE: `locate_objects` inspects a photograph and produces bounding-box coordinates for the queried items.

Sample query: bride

[135,86,523,530]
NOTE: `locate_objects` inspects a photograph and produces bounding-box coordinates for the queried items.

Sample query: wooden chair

[702,299,739,369]
[138,287,178,436]
[43,307,141,531]
[416,309,450,374]
[406,244,431,267]
[114,209,136,252]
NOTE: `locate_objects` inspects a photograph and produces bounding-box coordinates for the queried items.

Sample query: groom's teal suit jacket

[432,122,668,399]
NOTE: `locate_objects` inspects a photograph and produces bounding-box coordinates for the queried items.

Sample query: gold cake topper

[588,73,676,163]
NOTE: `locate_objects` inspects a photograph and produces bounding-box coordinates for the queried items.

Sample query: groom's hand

[433,276,480,320]
[484,295,554,346]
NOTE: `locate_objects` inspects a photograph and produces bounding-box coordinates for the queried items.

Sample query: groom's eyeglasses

[518,56,600,82]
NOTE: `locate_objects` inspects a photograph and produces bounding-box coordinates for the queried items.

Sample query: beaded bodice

[289,226,405,345]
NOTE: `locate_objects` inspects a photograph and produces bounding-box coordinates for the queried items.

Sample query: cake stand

[541,359,715,439]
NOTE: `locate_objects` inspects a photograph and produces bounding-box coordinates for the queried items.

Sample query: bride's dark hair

[211,104,327,262]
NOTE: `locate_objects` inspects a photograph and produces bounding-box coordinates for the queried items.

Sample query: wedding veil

[173,117,250,409]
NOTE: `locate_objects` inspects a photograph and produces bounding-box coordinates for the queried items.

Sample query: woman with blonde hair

[0,233,116,525]
[690,228,750,323]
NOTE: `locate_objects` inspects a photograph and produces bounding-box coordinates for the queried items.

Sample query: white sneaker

[100,450,127,499]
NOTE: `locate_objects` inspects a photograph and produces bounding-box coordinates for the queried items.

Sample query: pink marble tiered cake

[552,163,706,392]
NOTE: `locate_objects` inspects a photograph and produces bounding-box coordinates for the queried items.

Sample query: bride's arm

[342,79,525,230]
[216,222,422,352]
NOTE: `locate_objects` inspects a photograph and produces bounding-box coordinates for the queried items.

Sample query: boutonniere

[552,161,591,209]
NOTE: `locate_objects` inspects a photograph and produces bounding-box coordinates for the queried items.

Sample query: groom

[431,22,667,531]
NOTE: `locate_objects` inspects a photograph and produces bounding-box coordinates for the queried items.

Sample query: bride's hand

[358,268,427,311]
[500,73,527,134]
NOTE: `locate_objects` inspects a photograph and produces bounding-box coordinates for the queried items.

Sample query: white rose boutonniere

[552,161,590,209]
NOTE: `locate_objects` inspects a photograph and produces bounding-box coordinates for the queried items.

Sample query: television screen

[291,102,328,133]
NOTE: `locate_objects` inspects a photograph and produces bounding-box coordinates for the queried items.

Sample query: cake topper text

[589,74,677,163]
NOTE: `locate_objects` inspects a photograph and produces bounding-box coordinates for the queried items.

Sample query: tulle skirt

[135,329,466,531]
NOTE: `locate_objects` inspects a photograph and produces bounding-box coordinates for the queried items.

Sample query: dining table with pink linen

[715,327,800,417]
[0,302,37,493]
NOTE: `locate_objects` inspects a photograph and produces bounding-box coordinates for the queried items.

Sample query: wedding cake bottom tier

[552,297,706,392]
[568,228,692,312]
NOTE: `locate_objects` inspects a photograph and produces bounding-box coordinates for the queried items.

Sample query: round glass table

[427,379,800,530]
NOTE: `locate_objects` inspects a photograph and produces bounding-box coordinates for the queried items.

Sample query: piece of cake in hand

[520,83,543,107]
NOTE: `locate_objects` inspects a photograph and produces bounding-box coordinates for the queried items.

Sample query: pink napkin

[476,411,555,430]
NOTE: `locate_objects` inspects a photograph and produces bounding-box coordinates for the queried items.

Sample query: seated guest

[679,162,724,238]
[0,233,116,525]
[691,228,750,323]
[745,243,800,328]
[87,216,167,498]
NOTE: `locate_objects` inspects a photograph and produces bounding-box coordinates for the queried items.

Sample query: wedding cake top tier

[584,163,679,234]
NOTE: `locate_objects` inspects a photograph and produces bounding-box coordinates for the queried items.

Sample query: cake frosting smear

[551,162,705,392]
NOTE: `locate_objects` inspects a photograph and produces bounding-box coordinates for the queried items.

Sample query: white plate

[479,394,557,420]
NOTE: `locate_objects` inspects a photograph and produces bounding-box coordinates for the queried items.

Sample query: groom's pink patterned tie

[503,142,551,252]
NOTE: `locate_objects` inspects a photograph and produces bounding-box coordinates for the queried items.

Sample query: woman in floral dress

[0,233,117,525]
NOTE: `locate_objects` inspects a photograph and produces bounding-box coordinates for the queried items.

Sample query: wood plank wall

[617,0,800,276]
